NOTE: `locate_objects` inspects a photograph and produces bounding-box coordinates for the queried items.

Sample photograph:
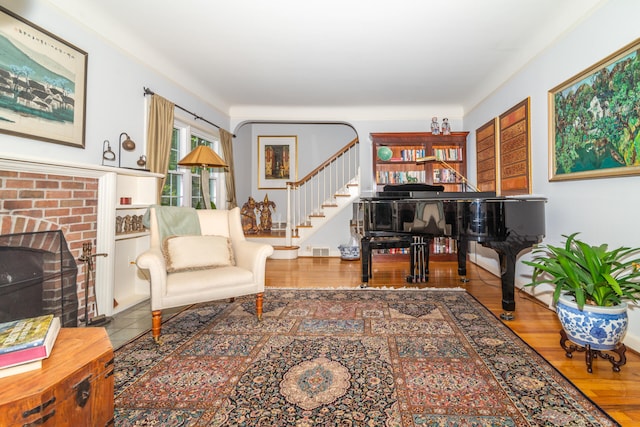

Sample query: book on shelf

[432,147,463,161]
[0,315,61,369]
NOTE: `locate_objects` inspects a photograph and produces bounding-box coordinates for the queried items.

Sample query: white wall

[0,0,230,169]
[464,0,640,350]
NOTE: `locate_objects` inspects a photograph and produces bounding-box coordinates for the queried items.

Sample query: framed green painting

[549,38,640,181]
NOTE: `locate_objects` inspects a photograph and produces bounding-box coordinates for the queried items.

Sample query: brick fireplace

[1,154,157,320]
[0,229,79,327]
[0,168,100,324]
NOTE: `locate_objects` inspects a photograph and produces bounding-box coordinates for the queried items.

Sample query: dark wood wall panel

[476,119,497,192]
[499,98,531,195]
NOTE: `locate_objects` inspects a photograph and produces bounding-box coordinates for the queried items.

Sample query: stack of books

[0,314,61,378]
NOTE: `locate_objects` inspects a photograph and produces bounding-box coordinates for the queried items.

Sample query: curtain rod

[143,87,234,136]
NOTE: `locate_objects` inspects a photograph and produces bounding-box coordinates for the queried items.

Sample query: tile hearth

[104,301,183,349]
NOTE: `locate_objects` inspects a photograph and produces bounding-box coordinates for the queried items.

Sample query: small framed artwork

[0,7,88,148]
[258,135,298,189]
[499,98,531,195]
[476,118,499,193]
[549,38,640,181]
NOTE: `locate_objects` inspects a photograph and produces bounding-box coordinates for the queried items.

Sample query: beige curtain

[146,94,175,201]
[220,128,237,209]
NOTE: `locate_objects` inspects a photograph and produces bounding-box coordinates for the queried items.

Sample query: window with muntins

[161,119,225,208]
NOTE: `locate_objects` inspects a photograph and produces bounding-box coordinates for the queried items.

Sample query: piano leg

[483,239,539,320]
[457,238,468,282]
[496,250,516,320]
[420,239,429,281]
[360,237,371,288]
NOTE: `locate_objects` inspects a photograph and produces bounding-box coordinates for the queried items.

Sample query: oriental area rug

[114,289,619,426]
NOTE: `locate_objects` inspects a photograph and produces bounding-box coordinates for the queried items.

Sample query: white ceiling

[45,0,605,117]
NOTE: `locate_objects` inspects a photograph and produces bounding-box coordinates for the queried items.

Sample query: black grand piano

[358,185,546,319]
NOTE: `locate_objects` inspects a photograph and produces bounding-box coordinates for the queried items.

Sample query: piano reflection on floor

[357,186,546,319]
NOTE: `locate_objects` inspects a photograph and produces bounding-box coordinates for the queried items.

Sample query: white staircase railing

[285,138,360,246]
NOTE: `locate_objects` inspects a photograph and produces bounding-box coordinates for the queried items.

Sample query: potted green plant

[523,232,640,351]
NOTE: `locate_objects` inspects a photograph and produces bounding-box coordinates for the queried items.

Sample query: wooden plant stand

[560,329,627,373]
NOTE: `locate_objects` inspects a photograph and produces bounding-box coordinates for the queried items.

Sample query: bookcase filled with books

[431,145,465,188]
[370,131,469,261]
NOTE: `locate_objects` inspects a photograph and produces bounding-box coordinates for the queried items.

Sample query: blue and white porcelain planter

[556,293,628,351]
[338,244,360,260]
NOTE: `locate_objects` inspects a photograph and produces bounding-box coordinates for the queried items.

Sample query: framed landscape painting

[0,7,87,148]
[258,135,298,189]
[549,38,640,181]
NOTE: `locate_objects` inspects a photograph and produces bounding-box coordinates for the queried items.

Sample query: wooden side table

[0,327,114,426]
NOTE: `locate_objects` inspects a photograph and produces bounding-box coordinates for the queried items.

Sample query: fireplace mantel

[0,154,162,317]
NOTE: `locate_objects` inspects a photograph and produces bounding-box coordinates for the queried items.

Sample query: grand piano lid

[360,191,548,202]
[360,190,500,200]
[504,193,548,201]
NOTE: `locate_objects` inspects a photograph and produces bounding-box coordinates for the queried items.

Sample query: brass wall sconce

[101,132,137,168]
[101,140,116,166]
[119,132,136,168]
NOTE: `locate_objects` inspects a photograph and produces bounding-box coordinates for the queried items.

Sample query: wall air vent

[312,247,330,257]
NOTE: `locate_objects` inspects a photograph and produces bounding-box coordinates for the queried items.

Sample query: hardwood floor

[265,256,640,426]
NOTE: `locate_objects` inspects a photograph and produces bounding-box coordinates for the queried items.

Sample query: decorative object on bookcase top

[0,315,60,369]
[441,118,451,135]
[430,117,440,135]
[416,155,480,192]
[137,155,147,167]
[377,146,393,161]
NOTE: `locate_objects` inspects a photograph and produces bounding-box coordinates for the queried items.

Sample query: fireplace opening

[0,230,79,327]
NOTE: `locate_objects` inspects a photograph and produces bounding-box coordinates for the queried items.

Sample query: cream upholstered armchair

[136,206,274,341]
